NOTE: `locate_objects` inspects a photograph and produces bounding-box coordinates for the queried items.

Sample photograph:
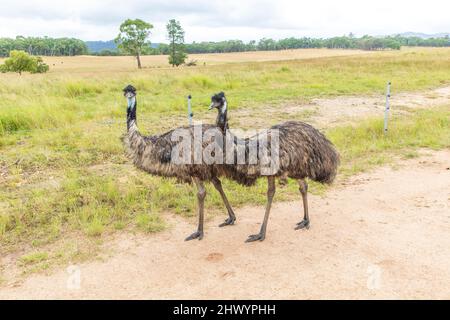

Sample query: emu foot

[185,230,203,241]
[245,232,265,243]
[219,216,236,227]
[295,219,310,230]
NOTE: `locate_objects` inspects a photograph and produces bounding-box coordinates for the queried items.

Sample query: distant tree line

[0,36,87,57]
[90,49,121,56]
[2,34,449,58]
[148,35,449,55]
[90,34,450,56]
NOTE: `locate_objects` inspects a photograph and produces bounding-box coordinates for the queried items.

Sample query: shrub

[0,50,49,74]
[185,59,197,66]
[33,56,50,73]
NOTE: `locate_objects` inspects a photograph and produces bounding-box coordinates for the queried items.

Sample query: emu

[122,85,255,241]
[208,92,340,242]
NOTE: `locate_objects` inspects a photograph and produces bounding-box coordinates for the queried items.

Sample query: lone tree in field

[166,19,187,67]
[115,19,153,69]
[0,50,49,75]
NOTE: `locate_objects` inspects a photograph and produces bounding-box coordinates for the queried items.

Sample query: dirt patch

[205,252,224,262]
[230,85,450,129]
[1,149,449,299]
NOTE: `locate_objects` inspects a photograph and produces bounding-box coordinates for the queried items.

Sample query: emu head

[123,85,137,109]
[208,91,226,111]
[123,84,136,98]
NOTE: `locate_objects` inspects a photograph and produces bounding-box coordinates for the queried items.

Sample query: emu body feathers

[210,91,339,242]
[122,86,339,242]
[222,121,339,184]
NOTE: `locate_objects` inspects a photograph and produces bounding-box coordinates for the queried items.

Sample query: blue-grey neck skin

[127,96,136,109]
[127,96,137,131]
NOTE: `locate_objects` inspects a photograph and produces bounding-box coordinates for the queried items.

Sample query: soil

[1,149,449,299]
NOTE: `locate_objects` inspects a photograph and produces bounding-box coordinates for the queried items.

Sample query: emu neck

[124,96,148,166]
[216,102,229,131]
[126,97,145,148]
[127,97,137,132]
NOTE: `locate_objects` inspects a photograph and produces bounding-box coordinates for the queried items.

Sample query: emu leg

[296,179,310,230]
[211,176,236,227]
[246,176,276,242]
[185,178,206,241]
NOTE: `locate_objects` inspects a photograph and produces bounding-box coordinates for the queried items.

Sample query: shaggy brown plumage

[122,85,252,241]
[209,92,340,242]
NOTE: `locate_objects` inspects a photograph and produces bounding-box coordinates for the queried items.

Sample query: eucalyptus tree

[166,19,187,67]
[115,19,153,68]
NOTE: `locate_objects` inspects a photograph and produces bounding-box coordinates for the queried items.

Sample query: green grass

[10,241,100,277]
[19,252,48,266]
[327,106,450,177]
[0,48,450,258]
[135,213,166,233]
[1,48,449,137]
[1,105,448,252]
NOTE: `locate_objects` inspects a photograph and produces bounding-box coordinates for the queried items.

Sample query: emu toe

[295,219,310,230]
[185,231,204,241]
[245,233,265,243]
[218,217,236,227]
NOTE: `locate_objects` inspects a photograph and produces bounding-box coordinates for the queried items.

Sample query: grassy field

[0,48,370,73]
[0,47,449,267]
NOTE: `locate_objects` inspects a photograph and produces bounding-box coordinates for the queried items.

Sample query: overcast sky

[0,0,449,42]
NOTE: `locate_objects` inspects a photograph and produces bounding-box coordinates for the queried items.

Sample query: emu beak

[208,103,214,110]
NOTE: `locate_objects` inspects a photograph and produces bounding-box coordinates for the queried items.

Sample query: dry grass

[169,48,371,64]
[6,48,372,73]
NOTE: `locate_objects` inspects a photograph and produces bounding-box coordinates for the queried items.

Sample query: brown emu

[209,92,340,242]
[122,85,254,241]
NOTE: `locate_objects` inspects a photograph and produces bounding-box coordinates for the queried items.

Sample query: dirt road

[1,149,449,299]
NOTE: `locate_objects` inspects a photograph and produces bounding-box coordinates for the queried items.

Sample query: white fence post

[187,95,193,126]
[384,82,391,134]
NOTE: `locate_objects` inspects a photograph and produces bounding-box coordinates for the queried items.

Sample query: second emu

[209,92,340,242]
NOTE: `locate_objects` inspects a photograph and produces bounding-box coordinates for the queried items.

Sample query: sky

[0,0,449,42]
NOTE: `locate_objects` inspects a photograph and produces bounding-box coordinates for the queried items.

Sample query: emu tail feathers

[309,142,340,185]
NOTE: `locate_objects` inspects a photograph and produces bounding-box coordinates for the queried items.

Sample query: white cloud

[0,0,448,42]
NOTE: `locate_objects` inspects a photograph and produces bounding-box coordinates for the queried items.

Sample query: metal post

[384,82,391,134]
[187,95,193,126]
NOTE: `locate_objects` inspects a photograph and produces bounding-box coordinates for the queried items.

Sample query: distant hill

[85,40,161,53]
[85,40,117,53]
[396,32,450,39]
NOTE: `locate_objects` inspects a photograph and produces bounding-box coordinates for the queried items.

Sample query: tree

[257,38,279,51]
[0,37,87,57]
[166,19,187,67]
[0,50,49,74]
[115,19,153,69]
